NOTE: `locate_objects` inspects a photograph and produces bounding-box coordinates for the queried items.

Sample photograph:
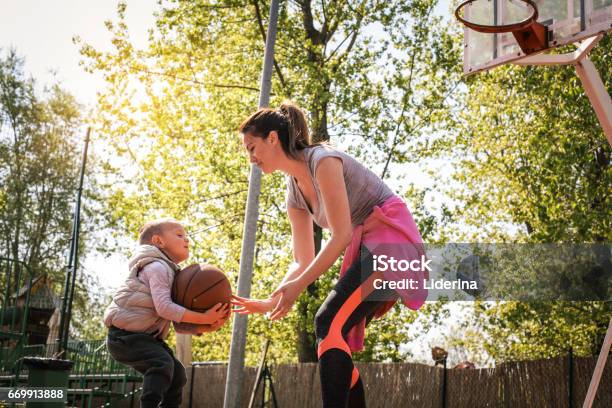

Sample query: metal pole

[574,57,612,144]
[63,127,90,349]
[582,317,612,408]
[223,1,280,407]
[442,357,447,408]
[56,226,75,354]
[188,365,196,408]
[248,340,270,408]
[568,347,573,408]
[57,127,91,355]
[512,33,612,407]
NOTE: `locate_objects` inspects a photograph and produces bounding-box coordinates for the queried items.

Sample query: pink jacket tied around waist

[340,195,428,352]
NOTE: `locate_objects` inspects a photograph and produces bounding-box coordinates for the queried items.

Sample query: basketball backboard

[463,0,612,74]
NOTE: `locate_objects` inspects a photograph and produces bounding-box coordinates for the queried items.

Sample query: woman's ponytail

[239,101,321,160]
[279,102,310,155]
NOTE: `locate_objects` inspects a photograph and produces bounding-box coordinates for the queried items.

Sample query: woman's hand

[269,279,304,321]
[230,294,278,315]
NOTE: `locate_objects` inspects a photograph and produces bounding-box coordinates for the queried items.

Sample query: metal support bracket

[512,21,549,54]
[514,34,612,145]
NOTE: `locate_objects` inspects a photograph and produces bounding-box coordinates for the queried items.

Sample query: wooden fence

[181,355,611,408]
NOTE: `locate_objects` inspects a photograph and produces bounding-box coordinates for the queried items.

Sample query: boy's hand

[197,303,231,325]
[195,318,227,335]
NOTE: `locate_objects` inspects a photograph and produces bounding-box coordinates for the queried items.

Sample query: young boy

[104,218,230,408]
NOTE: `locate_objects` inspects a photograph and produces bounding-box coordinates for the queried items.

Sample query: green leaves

[78,0,459,363]
[77,0,611,364]
[433,36,612,361]
[0,48,105,338]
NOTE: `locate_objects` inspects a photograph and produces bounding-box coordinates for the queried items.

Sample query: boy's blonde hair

[138,218,184,245]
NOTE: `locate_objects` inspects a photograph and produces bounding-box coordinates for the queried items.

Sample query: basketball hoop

[455,0,548,54]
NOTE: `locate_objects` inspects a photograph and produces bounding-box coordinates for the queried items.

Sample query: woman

[231,102,428,408]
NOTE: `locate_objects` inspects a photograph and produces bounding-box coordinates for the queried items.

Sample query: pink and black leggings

[314,245,398,408]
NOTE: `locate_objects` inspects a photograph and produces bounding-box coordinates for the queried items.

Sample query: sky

[0,0,156,106]
[1,0,454,107]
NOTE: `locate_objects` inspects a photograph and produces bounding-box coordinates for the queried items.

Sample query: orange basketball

[172,264,232,312]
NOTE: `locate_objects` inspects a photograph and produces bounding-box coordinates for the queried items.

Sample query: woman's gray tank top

[286,145,394,228]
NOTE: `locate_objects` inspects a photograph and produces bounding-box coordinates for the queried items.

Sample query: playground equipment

[0,257,34,372]
[455,1,612,407]
[0,339,142,407]
[0,258,143,406]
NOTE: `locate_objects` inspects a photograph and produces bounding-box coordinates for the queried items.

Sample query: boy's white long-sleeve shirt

[138,261,199,335]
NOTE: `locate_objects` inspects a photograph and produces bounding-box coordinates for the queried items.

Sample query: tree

[77,0,458,364]
[0,48,102,339]
[428,34,611,361]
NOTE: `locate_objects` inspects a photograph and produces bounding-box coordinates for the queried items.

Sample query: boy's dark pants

[106,327,187,408]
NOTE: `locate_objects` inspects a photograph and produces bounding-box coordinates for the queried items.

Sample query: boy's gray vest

[103,245,180,335]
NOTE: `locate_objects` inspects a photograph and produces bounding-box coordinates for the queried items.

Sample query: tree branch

[326,25,359,68]
[213,83,268,93]
[299,0,324,44]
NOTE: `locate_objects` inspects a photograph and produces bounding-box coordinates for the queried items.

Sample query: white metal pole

[223,1,280,407]
[582,317,612,408]
[574,57,612,145]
